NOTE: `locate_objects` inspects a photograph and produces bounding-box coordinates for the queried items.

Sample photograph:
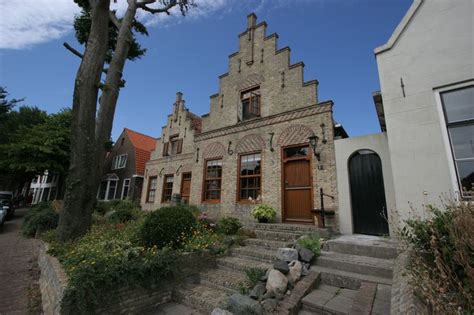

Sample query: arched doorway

[349,150,389,235]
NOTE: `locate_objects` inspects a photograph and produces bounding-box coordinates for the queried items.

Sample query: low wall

[38,241,216,314]
[390,251,430,314]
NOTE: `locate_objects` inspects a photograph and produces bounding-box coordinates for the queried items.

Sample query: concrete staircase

[300,235,397,315]
[173,223,330,314]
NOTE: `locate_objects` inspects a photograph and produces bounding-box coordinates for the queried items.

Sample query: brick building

[141,14,347,226]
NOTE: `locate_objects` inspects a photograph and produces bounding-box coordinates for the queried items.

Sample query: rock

[273,260,289,274]
[286,290,291,295]
[301,263,310,276]
[266,269,288,294]
[261,290,275,300]
[275,292,285,300]
[250,283,266,300]
[277,248,298,262]
[261,298,278,313]
[298,248,315,263]
[261,268,272,282]
[211,308,233,315]
[228,293,263,315]
[287,260,302,284]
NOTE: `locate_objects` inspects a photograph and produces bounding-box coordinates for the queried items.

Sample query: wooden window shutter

[162,142,169,156]
[176,139,183,154]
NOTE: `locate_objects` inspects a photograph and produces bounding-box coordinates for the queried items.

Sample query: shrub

[47,222,177,313]
[181,222,222,252]
[251,204,276,222]
[297,234,322,260]
[218,217,242,235]
[400,203,473,313]
[238,267,266,294]
[139,205,196,249]
[22,202,59,237]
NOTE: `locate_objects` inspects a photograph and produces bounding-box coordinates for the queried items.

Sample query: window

[203,159,222,201]
[238,153,262,201]
[112,154,127,169]
[121,178,130,200]
[168,135,183,155]
[241,87,261,120]
[146,176,158,203]
[161,175,174,203]
[97,179,118,200]
[441,86,474,199]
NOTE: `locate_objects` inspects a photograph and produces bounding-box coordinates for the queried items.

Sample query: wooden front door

[282,145,313,223]
[180,172,192,203]
[349,150,389,236]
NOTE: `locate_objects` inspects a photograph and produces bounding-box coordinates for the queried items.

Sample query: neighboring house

[98,128,156,202]
[142,14,347,227]
[29,171,61,205]
[335,0,473,235]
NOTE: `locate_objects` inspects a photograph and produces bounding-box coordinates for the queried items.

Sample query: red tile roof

[124,128,157,176]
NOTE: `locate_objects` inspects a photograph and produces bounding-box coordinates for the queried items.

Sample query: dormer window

[241,86,261,120]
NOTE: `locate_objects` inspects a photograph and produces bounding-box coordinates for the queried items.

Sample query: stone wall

[390,251,429,315]
[38,241,216,314]
[39,242,67,315]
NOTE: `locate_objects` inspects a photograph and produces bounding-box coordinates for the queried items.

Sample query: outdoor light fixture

[308,135,321,161]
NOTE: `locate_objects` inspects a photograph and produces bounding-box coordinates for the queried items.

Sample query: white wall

[375,0,473,222]
[335,133,396,235]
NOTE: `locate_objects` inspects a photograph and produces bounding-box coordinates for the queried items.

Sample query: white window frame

[434,80,474,200]
[121,178,131,200]
[112,154,128,170]
[97,179,119,201]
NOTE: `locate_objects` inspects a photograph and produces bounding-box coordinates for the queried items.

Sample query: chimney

[176,91,183,102]
[247,13,257,29]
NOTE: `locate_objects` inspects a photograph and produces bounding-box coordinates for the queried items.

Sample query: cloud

[0,0,80,49]
[0,0,324,50]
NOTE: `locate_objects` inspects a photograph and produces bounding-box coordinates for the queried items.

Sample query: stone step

[324,235,398,259]
[216,256,271,273]
[300,284,358,315]
[244,238,292,250]
[231,245,278,263]
[316,266,392,290]
[173,284,230,314]
[254,229,301,242]
[248,223,332,238]
[317,251,394,279]
[199,268,247,294]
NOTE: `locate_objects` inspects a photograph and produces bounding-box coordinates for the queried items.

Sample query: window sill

[201,200,221,204]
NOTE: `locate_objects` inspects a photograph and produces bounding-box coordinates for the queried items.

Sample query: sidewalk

[0,208,41,314]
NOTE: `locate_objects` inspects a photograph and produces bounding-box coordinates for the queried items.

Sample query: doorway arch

[349,149,389,235]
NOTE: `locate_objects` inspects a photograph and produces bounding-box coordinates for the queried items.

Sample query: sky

[0,0,413,140]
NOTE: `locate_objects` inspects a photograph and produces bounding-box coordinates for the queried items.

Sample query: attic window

[241,86,261,120]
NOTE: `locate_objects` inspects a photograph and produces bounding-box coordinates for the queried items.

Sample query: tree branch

[137,0,177,15]
[109,11,122,29]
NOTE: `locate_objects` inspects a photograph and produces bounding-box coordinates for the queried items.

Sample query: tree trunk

[95,1,137,182]
[57,0,110,242]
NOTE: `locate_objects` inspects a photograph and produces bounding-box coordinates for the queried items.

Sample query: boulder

[301,263,310,276]
[273,260,289,274]
[287,260,302,284]
[298,248,315,263]
[261,298,279,313]
[250,283,266,300]
[261,290,275,300]
[277,248,298,262]
[266,269,288,294]
[211,308,233,315]
[261,268,272,282]
[228,293,263,315]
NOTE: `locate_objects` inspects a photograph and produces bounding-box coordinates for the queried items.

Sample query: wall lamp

[308,135,321,161]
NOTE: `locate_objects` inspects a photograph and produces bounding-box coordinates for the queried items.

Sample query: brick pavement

[0,208,41,314]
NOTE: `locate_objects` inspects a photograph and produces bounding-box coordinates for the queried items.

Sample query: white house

[335,0,473,235]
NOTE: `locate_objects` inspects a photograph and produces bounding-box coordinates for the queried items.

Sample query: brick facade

[141,14,340,229]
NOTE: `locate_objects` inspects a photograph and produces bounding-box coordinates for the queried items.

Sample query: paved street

[0,208,41,314]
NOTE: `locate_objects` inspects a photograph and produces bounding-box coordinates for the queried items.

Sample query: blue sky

[0,0,412,140]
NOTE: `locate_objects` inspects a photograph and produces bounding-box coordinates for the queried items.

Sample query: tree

[57,0,193,241]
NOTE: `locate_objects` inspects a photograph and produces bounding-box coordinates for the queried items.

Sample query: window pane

[449,125,474,159]
[457,160,474,196]
[442,86,474,123]
[285,146,309,158]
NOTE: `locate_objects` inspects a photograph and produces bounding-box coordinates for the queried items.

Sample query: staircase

[300,234,397,315]
[173,223,330,314]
